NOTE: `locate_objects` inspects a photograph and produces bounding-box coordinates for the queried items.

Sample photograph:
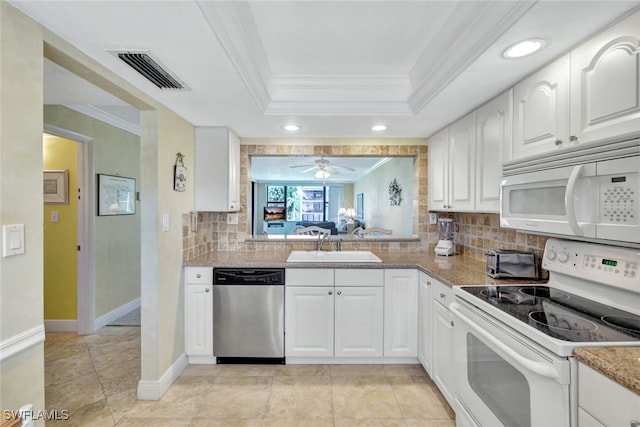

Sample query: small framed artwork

[356,193,364,220]
[267,185,286,203]
[97,174,136,216]
[43,169,69,204]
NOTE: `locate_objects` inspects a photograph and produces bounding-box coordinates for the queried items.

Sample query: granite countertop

[185,249,542,287]
[574,347,640,396]
[187,248,637,395]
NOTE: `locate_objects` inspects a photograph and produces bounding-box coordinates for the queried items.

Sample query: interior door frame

[44,123,95,334]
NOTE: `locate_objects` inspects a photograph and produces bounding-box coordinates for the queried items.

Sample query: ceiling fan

[290,158,355,179]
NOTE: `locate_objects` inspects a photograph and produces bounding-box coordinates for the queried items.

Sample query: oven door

[450,299,573,427]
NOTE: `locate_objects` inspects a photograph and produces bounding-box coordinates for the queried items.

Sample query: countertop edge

[574,347,640,397]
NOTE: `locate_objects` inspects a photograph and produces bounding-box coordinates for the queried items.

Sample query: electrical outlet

[50,211,59,223]
[429,213,438,224]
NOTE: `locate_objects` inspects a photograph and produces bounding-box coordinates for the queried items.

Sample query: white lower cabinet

[334,286,384,357]
[418,272,432,375]
[185,267,214,362]
[431,278,456,408]
[285,268,384,358]
[384,269,419,358]
[285,286,335,357]
[578,362,640,426]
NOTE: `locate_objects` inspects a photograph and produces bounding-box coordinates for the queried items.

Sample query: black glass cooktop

[460,285,640,343]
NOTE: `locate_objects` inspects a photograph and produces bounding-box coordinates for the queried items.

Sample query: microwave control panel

[600,173,638,225]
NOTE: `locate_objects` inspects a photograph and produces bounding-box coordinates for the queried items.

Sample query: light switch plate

[162,214,170,232]
[51,211,59,223]
[3,224,25,257]
[429,213,438,225]
[227,213,239,225]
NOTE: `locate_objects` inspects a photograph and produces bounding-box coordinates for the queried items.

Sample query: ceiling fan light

[503,39,545,59]
[282,124,301,132]
[314,169,330,179]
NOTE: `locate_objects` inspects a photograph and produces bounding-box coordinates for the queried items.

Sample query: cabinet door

[383,269,418,357]
[432,300,455,407]
[195,127,241,212]
[449,111,476,211]
[512,55,570,160]
[428,127,450,211]
[227,130,241,211]
[334,286,383,357]
[285,286,334,357]
[570,10,640,145]
[417,272,432,375]
[476,91,511,212]
[185,284,213,356]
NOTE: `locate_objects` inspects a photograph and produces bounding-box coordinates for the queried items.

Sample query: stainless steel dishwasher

[213,268,285,364]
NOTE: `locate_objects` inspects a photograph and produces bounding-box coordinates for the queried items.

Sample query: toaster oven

[485,249,538,279]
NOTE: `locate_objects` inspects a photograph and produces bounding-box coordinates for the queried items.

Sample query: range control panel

[543,238,640,292]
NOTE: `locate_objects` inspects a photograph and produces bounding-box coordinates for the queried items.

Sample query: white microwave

[501,151,640,246]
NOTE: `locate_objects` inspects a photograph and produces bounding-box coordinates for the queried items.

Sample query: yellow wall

[43,135,78,319]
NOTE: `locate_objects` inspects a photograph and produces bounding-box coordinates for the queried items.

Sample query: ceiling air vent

[110,50,187,90]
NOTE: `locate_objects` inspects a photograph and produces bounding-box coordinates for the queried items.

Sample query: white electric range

[450,238,640,427]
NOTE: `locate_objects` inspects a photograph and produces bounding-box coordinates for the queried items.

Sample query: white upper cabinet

[428,127,449,211]
[512,55,571,161]
[570,10,640,145]
[428,112,476,212]
[475,90,511,212]
[449,112,477,212]
[195,127,241,212]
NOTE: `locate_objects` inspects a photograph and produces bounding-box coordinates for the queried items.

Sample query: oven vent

[112,50,187,90]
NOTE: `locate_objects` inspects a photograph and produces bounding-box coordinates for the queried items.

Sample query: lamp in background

[344,208,357,234]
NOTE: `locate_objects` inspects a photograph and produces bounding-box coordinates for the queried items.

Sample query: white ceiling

[14,0,640,138]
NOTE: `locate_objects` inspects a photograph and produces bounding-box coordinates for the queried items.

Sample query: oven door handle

[565,164,584,236]
[450,302,562,381]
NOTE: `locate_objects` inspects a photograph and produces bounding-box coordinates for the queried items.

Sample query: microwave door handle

[450,302,564,382]
[565,164,585,236]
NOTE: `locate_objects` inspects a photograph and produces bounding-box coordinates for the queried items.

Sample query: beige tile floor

[45,326,455,426]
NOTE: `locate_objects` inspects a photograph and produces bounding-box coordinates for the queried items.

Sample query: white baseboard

[94,297,141,331]
[187,355,217,364]
[285,356,419,364]
[0,324,45,362]
[44,319,78,333]
[137,353,188,400]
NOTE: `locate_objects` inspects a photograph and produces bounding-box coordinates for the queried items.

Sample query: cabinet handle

[630,421,639,427]
[440,293,446,299]
[337,290,342,295]
[569,135,578,143]
[554,138,563,146]
[450,320,454,327]
[427,281,431,286]
[328,291,333,295]
[205,288,210,293]
[196,274,202,279]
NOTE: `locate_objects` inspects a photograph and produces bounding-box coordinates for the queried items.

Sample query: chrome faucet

[317,233,330,251]
[335,239,342,251]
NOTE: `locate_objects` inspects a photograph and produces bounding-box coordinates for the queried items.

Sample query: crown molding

[265,101,413,116]
[197,0,272,113]
[64,104,141,135]
[408,1,538,113]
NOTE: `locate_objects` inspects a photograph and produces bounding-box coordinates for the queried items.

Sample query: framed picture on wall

[43,169,69,204]
[267,185,285,203]
[356,193,364,220]
[97,174,136,216]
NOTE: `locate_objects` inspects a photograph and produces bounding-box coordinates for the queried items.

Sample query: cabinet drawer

[335,269,383,287]
[186,267,213,284]
[578,363,640,425]
[286,268,334,286]
[432,279,452,308]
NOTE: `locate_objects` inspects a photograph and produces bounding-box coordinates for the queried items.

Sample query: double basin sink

[287,250,382,263]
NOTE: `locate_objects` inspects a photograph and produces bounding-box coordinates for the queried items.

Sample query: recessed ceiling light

[282,124,301,132]
[503,39,545,59]
[371,125,387,132]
